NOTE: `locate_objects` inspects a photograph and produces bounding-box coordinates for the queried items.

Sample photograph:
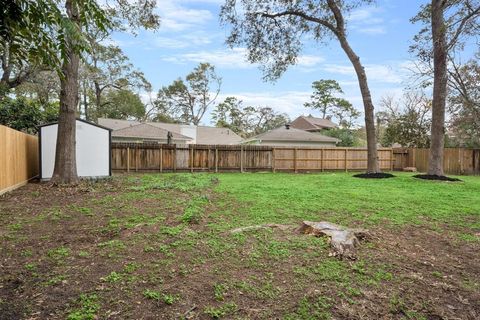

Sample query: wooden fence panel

[392,148,480,175]
[110,143,398,173]
[0,125,39,194]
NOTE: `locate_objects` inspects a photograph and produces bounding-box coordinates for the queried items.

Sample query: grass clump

[47,246,71,261]
[67,294,100,320]
[284,296,332,320]
[143,289,178,305]
[204,302,237,319]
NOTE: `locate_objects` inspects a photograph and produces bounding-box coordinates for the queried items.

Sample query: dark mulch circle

[352,172,396,179]
[413,174,462,182]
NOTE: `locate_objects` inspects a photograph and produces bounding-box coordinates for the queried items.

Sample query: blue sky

[112,0,432,125]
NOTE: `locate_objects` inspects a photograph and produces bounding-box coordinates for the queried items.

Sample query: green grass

[67,294,100,320]
[2,172,478,319]
[213,172,480,228]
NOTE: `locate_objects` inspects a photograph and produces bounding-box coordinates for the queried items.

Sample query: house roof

[247,126,340,143]
[111,123,191,141]
[98,118,140,130]
[197,126,243,145]
[291,116,338,130]
[98,118,243,145]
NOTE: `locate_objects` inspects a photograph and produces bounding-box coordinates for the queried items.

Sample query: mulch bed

[413,174,462,182]
[352,172,395,179]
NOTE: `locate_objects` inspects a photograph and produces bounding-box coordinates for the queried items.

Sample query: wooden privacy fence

[111,143,395,173]
[393,148,480,175]
[0,125,39,194]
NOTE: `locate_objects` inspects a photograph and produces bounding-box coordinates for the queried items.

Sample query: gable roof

[247,126,340,143]
[98,118,140,131]
[98,118,243,144]
[197,126,243,145]
[291,116,337,130]
[111,123,191,141]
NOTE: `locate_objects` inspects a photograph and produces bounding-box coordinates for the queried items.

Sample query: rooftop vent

[285,123,291,130]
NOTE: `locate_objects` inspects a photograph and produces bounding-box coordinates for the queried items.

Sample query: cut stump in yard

[299,221,369,259]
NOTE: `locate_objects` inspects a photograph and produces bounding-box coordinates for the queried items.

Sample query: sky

[111,0,433,125]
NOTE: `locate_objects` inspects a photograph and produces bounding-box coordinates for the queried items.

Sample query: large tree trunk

[338,35,380,173]
[428,0,447,176]
[51,0,80,184]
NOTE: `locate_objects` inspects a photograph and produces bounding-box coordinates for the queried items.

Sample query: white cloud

[322,61,411,84]
[153,32,213,49]
[156,0,214,32]
[218,91,312,116]
[356,26,387,35]
[348,6,387,36]
[163,48,324,69]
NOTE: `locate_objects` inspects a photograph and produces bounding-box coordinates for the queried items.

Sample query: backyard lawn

[0,173,479,319]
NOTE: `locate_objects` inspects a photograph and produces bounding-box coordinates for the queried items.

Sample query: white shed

[39,119,112,180]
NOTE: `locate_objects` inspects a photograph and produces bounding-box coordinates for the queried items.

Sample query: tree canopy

[155,63,221,125]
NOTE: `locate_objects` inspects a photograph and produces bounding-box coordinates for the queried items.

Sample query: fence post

[459,148,464,174]
[159,146,163,173]
[240,145,244,173]
[126,147,130,172]
[190,146,194,173]
[207,148,210,172]
[215,147,218,173]
[321,149,324,172]
[173,145,177,173]
[135,146,139,172]
[345,149,348,172]
[390,149,394,171]
[412,148,416,168]
[294,148,297,173]
[272,148,276,173]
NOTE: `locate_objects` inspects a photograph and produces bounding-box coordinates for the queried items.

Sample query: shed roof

[111,123,191,141]
[247,126,340,143]
[39,118,112,131]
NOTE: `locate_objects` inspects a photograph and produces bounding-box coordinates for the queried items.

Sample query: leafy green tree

[0,97,58,133]
[221,0,381,173]
[304,80,343,119]
[379,92,431,148]
[1,0,159,184]
[0,0,64,97]
[15,70,60,105]
[81,35,151,121]
[448,56,480,147]
[212,97,249,134]
[321,128,361,147]
[155,63,221,125]
[97,89,145,120]
[304,79,360,128]
[213,96,289,137]
[411,0,480,176]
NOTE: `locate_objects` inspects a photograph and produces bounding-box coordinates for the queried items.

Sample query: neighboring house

[244,124,340,147]
[290,115,337,132]
[111,123,192,144]
[98,118,243,145]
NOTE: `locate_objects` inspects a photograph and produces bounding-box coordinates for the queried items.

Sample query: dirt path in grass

[0,175,479,320]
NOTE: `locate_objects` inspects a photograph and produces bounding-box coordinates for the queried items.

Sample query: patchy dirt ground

[0,173,479,320]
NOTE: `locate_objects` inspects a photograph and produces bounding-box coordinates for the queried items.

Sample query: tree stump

[299,221,369,259]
